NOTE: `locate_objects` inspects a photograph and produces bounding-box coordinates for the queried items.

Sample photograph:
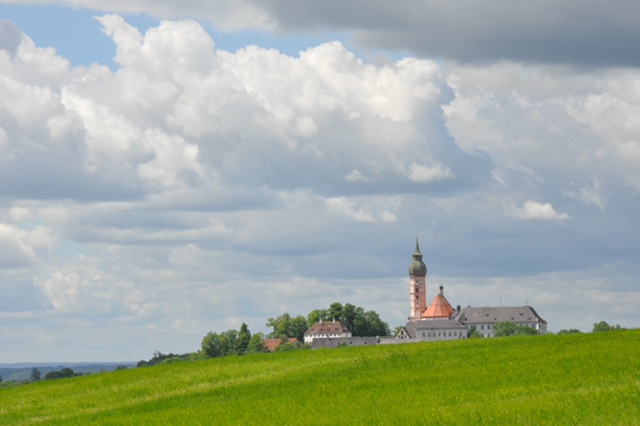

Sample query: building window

[422,332,425,337]
[481,325,484,330]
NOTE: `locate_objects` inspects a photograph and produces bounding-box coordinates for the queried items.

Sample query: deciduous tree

[494,321,539,337]
[236,323,251,355]
[266,313,308,341]
[246,332,270,354]
[307,309,329,325]
[494,321,519,336]
[29,368,41,382]
[592,321,624,332]
[309,302,390,337]
[557,329,582,334]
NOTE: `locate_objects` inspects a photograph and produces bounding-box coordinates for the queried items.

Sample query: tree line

[197,302,390,360]
[135,302,390,365]
[557,320,626,334]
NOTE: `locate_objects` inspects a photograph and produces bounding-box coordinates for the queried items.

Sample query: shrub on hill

[274,337,310,352]
[557,328,582,334]
[200,322,266,358]
[592,320,625,332]
[137,351,197,367]
[44,367,81,380]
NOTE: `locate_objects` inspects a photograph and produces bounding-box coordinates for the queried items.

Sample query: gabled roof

[403,319,466,337]
[305,321,350,335]
[413,319,467,331]
[456,306,547,324]
[263,338,297,352]
[421,286,454,319]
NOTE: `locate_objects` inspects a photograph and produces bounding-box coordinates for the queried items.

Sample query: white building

[304,320,352,343]
[455,306,548,337]
[402,237,547,341]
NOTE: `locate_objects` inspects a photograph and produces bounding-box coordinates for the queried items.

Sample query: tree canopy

[307,302,391,337]
[266,313,309,341]
[197,303,390,361]
[44,368,78,380]
[493,321,539,337]
[201,329,240,358]
[592,321,624,332]
[246,332,270,354]
[29,368,41,382]
[268,303,390,339]
[557,328,582,334]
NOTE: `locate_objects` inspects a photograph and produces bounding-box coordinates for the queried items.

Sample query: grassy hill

[1,330,639,425]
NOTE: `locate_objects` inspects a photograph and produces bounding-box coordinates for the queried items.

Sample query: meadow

[1,330,639,425]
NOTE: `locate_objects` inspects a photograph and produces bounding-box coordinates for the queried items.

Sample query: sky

[0,1,639,363]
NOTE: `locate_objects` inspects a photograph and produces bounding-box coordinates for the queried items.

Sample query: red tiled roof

[304,321,350,335]
[421,289,454,319]
[263,338,297,352]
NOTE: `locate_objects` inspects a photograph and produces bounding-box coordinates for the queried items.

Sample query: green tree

[557,329,582,335]
[275,337,310,352]
[290,315,309,341]
[44,368,76,380]
[316,302,390,337]
[221,329,239,355]
[266,313,309,341]
[329,302,343,322]
[494,321,539,337]
[341,303,358,332]
[352,308,390,336]
[517,325,539,335]
[494,321,519,337]
[201,332,224,358]
[246,332,270,354]
[592,321,624,332]
[201,329,239,358]
[467,326,483,338]
[236,323,251,355]
[307,309,329,326]
[267,313,291,339]
[30,368,41,382]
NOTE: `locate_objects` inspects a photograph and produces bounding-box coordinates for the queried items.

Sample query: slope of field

[2,330,639,425]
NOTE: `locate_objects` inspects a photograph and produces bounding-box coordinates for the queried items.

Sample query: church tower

[408,237,427,319]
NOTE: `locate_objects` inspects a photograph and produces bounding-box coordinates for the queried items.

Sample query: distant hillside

[1,331,639,424]
[0,363,135,382]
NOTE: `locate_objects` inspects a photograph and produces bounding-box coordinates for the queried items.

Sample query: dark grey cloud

[259,0,640,66]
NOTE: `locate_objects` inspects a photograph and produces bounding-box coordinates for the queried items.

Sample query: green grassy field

[2,330,639,425]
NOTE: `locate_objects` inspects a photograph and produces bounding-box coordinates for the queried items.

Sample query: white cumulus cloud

[507,200,571,221]
[405,162,454,183]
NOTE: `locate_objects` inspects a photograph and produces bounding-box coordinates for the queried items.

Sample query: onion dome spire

[408,236,427,276]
